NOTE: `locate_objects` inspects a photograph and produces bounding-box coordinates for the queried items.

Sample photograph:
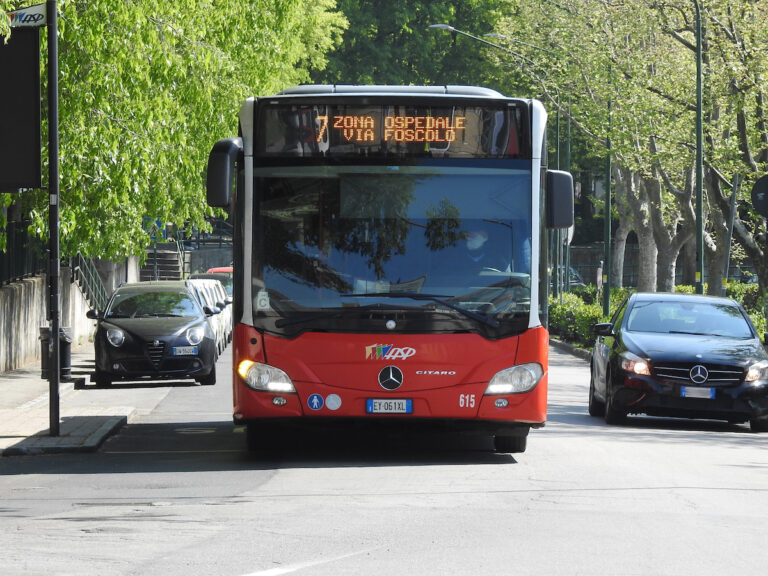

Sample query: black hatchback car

[589,293,768,431]
[87,281,218,386]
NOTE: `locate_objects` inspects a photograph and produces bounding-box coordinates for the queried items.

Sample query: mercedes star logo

[689,364,709,384]
[378,366,404,391]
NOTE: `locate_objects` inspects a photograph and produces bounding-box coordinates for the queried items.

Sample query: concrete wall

[0,276,48,372]
[0,269,96,373]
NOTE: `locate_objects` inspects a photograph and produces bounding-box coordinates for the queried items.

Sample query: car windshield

[626,300,753,338]
[252,162,533,336]
[106,290,201,318]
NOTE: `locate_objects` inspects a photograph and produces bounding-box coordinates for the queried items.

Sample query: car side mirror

[593,322,614,337]
[203,306,221,316]
[86,309,101,320]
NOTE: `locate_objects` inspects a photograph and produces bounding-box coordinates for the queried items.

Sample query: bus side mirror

[206,137,243,208]
[546,169,574,229]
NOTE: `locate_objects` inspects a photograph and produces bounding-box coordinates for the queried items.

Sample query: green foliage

[548,292,605,349]
[311,0,513,89]
[1,0,347,259]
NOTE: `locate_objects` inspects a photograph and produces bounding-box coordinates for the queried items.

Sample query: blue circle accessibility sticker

[307,393,324,411]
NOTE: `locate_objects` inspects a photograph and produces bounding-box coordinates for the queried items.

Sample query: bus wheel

[494,434,527,454]
[246,421,276,453]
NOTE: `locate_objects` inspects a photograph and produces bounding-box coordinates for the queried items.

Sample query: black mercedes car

[589,292,768,431]
[87,281,218,386]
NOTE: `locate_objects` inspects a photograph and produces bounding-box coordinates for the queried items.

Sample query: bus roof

[276,85,512,100]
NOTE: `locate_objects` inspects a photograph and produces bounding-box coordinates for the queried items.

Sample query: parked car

[589,292,768,431]
[191,272,233,296]
[87,281,218,386]
[188,277,232,350]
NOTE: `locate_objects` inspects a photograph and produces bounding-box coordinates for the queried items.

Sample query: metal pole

[565,99,572,293]
[694,0,704,294]
[47,0,60,436]
[602,99,612,317]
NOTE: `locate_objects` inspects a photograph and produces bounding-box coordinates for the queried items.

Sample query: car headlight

[485,363,543,395]
[106,327,125,347]
[620,351,651,376]
[237,361,296,393]
[186,326,205,346]
[745,360,768,383]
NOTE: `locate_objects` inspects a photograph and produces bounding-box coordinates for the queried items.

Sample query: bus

[206,85,573,453]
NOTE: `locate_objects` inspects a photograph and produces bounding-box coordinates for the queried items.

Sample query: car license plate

[366,399,413,414]
[680,386,715,399]
[172,346,198,356]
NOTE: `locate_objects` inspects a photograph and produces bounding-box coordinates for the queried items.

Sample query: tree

[0,0,347,259]
[495,0,768,295]
[311,0,513,88]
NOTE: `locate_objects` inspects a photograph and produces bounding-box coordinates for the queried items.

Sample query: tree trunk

[612,218,630,289]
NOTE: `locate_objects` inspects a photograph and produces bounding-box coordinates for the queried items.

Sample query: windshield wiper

[341,291,500,328]
[667,330,711,336]
[274,302,415,329]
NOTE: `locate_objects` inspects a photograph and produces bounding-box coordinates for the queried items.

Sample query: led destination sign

[317,115,467,144]
[258,103,528,158]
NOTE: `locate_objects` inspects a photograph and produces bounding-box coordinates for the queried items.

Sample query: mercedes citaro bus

[206,85,573,453]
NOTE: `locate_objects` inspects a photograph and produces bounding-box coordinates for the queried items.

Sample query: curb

[550,338,591,361]
[1,414,129,456]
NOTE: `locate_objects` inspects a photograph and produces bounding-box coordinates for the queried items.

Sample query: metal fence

[0,220,45,285]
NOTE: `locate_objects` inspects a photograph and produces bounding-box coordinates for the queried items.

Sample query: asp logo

[9,6,47,27]
[366,344,416,360]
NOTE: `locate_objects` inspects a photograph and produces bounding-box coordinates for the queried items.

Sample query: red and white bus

[206,85,573,453]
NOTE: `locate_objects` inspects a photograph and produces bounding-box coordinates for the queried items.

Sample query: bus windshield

[252,161,533,337]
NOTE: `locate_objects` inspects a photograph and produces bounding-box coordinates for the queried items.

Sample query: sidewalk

[0,341,133,456]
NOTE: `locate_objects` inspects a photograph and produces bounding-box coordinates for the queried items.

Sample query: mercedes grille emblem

[378,366,404,391]
[689,364,709,384]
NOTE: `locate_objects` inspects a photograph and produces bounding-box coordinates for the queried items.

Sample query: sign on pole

[0,5,44,191]
[8,3,48,27]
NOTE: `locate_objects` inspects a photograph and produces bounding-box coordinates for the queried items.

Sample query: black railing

[70,253,108,310]
[0,220,45,285]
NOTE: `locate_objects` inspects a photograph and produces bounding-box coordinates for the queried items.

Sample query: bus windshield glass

[252,161,533,337]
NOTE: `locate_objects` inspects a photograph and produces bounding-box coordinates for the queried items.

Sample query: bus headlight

[238,360,296,393]
[485,363,543,395]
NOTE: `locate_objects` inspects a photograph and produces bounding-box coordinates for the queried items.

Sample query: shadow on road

[0,419,517,476]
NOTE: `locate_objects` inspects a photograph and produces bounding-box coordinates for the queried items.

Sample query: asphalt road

[1,345,767,576]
